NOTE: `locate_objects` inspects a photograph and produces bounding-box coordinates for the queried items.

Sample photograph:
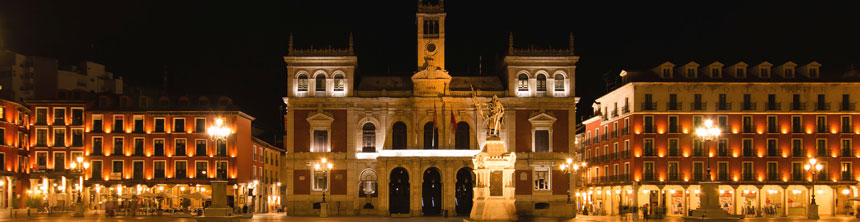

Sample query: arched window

[392,122,407,150]
[359,169,378,197]
[334,74,345,91]
[423,122,438,149]
[536,74,547,92]
[362,123,376,152]
[297,74,308,91]
[517,74,528,91]
[315,75,326,91]
[554,74,565,91]
[455,122,470,149]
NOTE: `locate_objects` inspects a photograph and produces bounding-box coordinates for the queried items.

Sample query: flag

[450,108,457,134]
[413,112,418,135]
[433,102,438,129]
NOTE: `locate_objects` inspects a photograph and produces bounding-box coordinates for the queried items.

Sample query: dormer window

[736,68,746,78]
[809,68,818,78]
[517,74,528,91]
[662,68,672,78]
[297,74,308,92]
[686,68,696,78]
[333,74,344,91]
[711,68,721,78]
[760,68,770,78]
[784,69,794,78]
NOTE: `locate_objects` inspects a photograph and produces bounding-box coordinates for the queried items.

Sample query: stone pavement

[0,213,856,222]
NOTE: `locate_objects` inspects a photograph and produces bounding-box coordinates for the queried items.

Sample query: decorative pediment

[528,112,557,127]
[411,69,452,97]
[306,109,334,128]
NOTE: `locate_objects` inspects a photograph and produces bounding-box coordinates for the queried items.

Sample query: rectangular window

[91,161,103,180]
[643,94,654,110]
[842,116,852,133]
[154,139,164,156]
[817,139,828,157]
[53,152,65,170]
[534,130,549,152]
[175,139,187,156]
[113,116,124,133]
[693,115,703,129]
[718,139,728,157]
[195,118,206,133]
[36,152,47,169]
[718,116,728,131]
[817,94,827,110]
[668,138,679,156]
[718,94,728,110]
[767,94,777,110]
[92,137,103,155]
[134,138,144,156]
[693,139,703,157]
[668,116,679,133]
[92,115,103,132]
[742,162,753,181]
[312,130,328,152]
[668,162,679,181]
[175,161,187,179]
[791,139,803,157]
[36,108,48,124]
[154,161,165,179]
[313,169,329,191]
[154,118,165,133]
[643,116,654,133]
[843,94,852,111]
[174,118,185,133]
[112,161,123,179]
[718,162,728,181]
[196,161,208,178]
[760,68,769,78]
[53,128,65,147]
[133,116,144,133]
[743,94,752,110]
[792,94,802,110]
[693,162,703,181]
[71,108,83,125]
[72,128,83,147]
[54,108,65,125]
[817,116,827,133]
[217,161,228,180]
[792,162,803,181]
[643,162,654,181]
[216,140,227,157]
[767,116,777,133]
[643,138,654,156]
[767,139,778,157]
[743,139,754,157]
[842,139,852,157]
[742,116,753,133]
[767,162,778,181]
[195,139,207,156]
[841,162,852,181]
[668,94,678,110]
[534,166,551,190]
[113,138,124,156]
[792,116,802,133]
[693,94,703,110]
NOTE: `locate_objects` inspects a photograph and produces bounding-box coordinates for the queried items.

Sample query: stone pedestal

[73,202,85,217]
[807,204,819,219]
[683,182,741,222]
[469,137,517,221]
[198,181,239,222]
[320,203,329,217]
[568,203,577,218]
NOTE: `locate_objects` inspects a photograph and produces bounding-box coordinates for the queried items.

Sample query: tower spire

[568,32,575,55]
[508,32,514,54]
[288,33,294,55]
[348,32,354,55]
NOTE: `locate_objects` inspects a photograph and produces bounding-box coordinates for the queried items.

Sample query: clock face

[426,42,436,53]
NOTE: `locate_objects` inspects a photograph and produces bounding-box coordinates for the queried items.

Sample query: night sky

[1,1,859,144]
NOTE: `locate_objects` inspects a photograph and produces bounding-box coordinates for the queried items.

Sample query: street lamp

[804,157,823,219]
[560,158,586,217]
[695,119,721,181]
[313,158,333,203]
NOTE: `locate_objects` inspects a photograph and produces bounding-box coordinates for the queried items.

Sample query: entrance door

[422,168,442,216]
[455,168,474,215]
[389,167,410,214]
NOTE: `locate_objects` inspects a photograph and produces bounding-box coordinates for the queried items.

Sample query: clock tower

[417,0,445,71]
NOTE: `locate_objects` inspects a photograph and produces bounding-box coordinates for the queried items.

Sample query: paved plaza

[0,214,857,222]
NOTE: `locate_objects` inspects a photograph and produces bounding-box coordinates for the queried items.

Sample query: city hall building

[282,1,578,217]
[581,61,860,217]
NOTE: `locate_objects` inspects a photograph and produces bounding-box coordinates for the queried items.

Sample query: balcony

[691,102,707,111]
[742,174,755,181]
[611,110,619,118]
[767,174,779,182]
[643,174,655,182]
[842,149,852,158]
[765,102,781,111]
[622,106,630,114]
[816,102,831,111]
[642,102,657,111]
[791,102,806,111]
[841,173,852,181]
[610,131,618,139]
[841,102,855,111]
[741,102,757,111]
[619,150,630,159]
[601,134,608,141]
[715,102,732,111]
[620,127,629,136]
[666,102,682,111]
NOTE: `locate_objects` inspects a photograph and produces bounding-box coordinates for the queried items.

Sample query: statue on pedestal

[469,92,516,221]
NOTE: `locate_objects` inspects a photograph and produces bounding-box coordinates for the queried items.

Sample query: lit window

[554,74,565,91]
[517,74,528,91]
[333,74,345,91]
[297,74,308,91]
[313,170,328,191]
[533,166,550,190]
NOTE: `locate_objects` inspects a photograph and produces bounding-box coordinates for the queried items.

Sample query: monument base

[197,208,241,222]
[73,202,85,217]
[469,198,516,221]
[682,182,741,222]
[807,204,819,219]
[320,203,328,217]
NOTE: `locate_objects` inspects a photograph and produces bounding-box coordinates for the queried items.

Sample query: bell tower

[416,0,445,71]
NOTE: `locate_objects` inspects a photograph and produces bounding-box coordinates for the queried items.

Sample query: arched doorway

[455,167,474,215]
[389,167,410,214]
[422,167,442,216]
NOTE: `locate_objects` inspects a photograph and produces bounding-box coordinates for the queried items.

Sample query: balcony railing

[716,102,732,111]
[622,106,630,114]
[816,102,831,111]
[619,150,630,159]
[791,102,806,111]
[666,102,682,111]
[766,102,781,111]
[691,102,707,111]
[841,102,855,111]
[741,102,757,111]
[642,102,657,111]
[621,127,629,136]
[841,173,852,181]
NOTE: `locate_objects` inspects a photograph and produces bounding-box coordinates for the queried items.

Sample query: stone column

[755,186,762,217]
[731,186,738,215]
[832,185,838,216]
[781,186,788,217]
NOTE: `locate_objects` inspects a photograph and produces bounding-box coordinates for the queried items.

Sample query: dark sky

[1,1,859,143]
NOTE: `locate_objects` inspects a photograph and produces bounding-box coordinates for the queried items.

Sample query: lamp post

[695,120,721,181]
[70,156,89,216]
[560,158,586,218]
[313,157,333,217]
[201,117,234,219]
[804,158,823,219]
